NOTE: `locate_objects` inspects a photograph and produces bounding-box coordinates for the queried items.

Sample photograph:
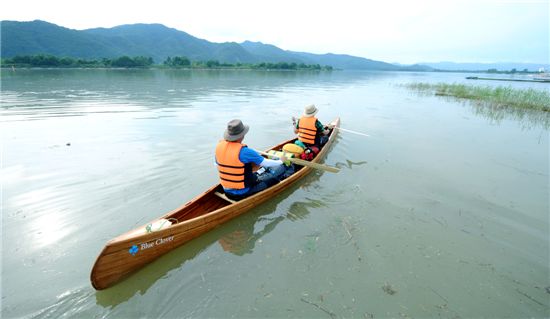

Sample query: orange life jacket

[215,140,250,189]
[298,116,318,145]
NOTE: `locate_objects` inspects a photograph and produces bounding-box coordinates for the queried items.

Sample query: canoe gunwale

[109,118,339,245]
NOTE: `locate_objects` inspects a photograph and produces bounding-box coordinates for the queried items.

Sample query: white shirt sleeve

[260,158,283,168]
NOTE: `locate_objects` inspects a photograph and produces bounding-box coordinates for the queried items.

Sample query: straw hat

[223,119,249,141]
[303,104,318,117]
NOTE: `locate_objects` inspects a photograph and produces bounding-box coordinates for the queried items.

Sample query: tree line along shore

[1,54,333,71]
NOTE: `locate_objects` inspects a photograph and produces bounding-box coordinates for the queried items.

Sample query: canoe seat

[215,192,237,204]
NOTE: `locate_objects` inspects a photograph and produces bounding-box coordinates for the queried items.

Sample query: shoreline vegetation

[1,54,333,71]
[405,82,550,129]
[2,55,546,74]
[405,82,550,112]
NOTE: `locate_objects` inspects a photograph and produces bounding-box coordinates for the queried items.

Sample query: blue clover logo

[129,245,139,256]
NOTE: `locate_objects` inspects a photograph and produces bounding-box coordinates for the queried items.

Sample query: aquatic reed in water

[404,82,550,129]
[405,82,550,112]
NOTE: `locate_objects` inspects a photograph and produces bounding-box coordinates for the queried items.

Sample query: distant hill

[420,61,549,72]
[1,20,121,58]
[239,41,433,71]
[84,24,258,63]
[1,20,430,70]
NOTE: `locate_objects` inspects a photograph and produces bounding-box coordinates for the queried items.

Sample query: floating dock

[466,76,550,83]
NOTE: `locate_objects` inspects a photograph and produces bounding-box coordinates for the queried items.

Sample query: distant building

[539,67,546,73]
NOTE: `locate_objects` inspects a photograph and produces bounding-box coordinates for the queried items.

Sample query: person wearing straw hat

[293,104,330,147]
[215,119,289,200]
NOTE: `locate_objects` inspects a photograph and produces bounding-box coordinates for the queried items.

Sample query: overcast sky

[1,0,548,64]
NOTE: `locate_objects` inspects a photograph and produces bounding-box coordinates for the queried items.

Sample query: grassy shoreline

[405,82,550,112]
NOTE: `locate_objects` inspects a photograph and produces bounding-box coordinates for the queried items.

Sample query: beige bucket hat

[303,104,318,117]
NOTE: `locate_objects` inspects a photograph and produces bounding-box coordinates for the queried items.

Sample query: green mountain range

[1,20,431,71]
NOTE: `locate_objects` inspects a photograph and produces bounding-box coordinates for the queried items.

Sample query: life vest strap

[220,176,245,183]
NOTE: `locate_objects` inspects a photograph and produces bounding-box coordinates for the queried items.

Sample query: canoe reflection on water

[95,169,326,307]
[218,216,284,256]
[217,193,328,256]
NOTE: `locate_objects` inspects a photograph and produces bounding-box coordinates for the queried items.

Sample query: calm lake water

[1,69,549,318]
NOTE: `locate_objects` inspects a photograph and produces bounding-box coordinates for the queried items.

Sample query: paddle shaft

[258,151,340,173]
[292,117,369,137]
[332,127,370,137]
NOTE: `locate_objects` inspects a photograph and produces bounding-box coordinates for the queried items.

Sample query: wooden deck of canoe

[90,117,340,290]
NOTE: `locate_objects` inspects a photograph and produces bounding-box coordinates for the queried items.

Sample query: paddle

[331,127,370,137]
[258,151,340,173]
[292,117,369,137]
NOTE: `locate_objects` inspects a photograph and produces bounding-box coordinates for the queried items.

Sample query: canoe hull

[91,118,340,290]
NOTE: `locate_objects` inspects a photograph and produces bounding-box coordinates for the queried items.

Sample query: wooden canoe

[90,117,340,290]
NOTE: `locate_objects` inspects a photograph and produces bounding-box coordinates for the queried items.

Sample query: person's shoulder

[239,147,262,163]
[240,145,255,154]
